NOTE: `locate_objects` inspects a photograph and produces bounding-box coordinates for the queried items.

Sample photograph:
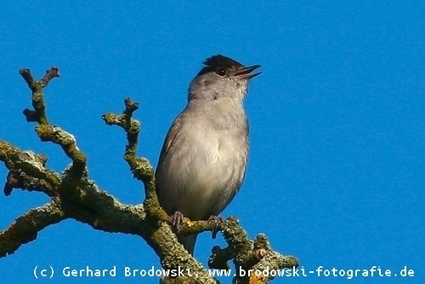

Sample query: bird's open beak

[234,64,262,80]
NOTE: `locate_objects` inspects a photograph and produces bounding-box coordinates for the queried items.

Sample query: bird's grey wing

[155,114,188,215]
[157,116,183,169]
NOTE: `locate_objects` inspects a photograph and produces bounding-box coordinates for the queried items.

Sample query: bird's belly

[157,135,247,220]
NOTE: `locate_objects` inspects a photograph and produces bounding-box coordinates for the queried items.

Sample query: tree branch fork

[0,67,298,283]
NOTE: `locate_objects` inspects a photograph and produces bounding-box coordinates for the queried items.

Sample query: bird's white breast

[156,98,248,220]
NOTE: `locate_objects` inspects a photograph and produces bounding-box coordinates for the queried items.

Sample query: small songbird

[155,54,261,255]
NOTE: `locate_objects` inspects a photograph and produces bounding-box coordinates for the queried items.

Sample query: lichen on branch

[0,66,298,283]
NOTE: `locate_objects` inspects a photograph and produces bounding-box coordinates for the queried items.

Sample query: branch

[19,67,59,125]
[19,67,86,177]
[0,201,66,257]
[102,99,216,281]
[102,98,165,221]
[1,141,59,196]
[102,99,299,283]
[0,67,299,283]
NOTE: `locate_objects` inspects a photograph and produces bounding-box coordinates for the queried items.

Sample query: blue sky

[1,1,424,283]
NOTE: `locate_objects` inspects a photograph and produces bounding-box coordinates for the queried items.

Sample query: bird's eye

[215,67,226,76]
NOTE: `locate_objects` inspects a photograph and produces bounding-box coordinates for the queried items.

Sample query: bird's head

[189,54,261,101]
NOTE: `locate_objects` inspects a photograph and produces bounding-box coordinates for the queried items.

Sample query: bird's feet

[168,212,223,238]
[208,215,223,239]
[169,211,185,230]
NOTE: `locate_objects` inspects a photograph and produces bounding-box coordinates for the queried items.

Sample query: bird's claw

[208,215,223,239]
[170,211,185,230]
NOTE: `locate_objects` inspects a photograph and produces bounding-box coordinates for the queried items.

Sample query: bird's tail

[178,233,198,255]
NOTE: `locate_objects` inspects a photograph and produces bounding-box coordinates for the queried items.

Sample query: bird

[155,54,261,255]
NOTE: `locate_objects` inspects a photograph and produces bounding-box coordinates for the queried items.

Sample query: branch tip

[19,68,36,87]
[22,109,37,122]
[40,66,60,87]
[44,66,60,79]
[124,97,139,116]
[19,66,60,90]
[4,171,19,196]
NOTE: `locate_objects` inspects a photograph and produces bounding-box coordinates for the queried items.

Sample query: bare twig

[0,66,299,283]
[19,67,86,177]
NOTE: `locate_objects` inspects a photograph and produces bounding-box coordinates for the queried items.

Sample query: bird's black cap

[197,54,243,76]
